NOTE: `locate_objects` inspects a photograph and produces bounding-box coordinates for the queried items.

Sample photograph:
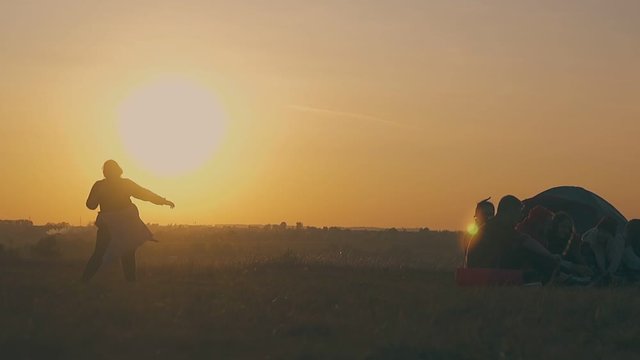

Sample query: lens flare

[467,223,479,236]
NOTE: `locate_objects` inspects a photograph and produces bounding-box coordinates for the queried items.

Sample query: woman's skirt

[96,204,153,262]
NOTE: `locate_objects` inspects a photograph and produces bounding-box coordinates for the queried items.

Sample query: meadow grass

[2,228,640,359]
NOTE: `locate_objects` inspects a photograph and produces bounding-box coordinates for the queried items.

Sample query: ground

[2,227,640,359]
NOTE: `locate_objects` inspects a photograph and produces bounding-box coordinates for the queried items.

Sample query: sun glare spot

[467,223,479,236]
[118,78,225,176]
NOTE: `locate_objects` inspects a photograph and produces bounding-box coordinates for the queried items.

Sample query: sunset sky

[2,1,639,229]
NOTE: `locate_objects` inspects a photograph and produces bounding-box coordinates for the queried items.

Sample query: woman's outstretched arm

[127,179,175,208]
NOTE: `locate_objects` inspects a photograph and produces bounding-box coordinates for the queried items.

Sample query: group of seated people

[465,195,640,285]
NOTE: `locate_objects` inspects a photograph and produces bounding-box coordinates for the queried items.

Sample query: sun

[118,78,225,176]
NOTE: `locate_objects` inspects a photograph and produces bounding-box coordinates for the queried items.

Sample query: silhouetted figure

[468,196,524,268]
[581,216,622,284]
[82,160,174,282]
[516,206,553,248]
[466,195,572,282]
[621,219,640,280]
[546,212,578,259]
[626,220,640,257]
[474,197,495,227]
[463,197,496,265]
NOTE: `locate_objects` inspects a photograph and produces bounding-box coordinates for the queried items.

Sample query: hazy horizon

[2,1,640,229]
[0,217,449,231]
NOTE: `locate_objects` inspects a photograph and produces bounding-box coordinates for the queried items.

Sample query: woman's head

[497,195,523,225]
[550,212,574,241]
[520,206,553,235]
[474,198,495,226]
[547,212,574,255]
[102,160,123,179]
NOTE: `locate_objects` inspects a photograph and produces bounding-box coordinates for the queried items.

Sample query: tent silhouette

[522,186,627,235]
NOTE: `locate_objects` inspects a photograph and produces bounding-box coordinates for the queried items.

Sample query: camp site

[4,1,640,358]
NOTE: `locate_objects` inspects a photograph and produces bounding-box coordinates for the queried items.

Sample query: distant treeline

[0,220,464,268]
[144,223,461,246]
[0,219,462,246]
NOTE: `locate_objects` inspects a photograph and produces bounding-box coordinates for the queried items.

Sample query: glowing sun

[118,78,225,176]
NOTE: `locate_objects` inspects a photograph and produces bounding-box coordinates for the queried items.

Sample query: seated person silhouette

[466,195,581,283]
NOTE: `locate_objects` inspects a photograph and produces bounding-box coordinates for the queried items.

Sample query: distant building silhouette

[0,219,33,227]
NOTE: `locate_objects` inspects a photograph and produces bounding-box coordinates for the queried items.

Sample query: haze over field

[2,1,640,228]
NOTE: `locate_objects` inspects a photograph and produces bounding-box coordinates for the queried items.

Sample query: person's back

[467,215,522,268]
[463,198,495,266]
[466,217,501,268]
[87,178,168,213]
[88,178,137,212]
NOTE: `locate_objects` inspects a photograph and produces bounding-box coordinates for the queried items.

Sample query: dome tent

[522,186,627,235]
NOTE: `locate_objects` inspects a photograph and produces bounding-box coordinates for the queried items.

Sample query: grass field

[2,226,640,359]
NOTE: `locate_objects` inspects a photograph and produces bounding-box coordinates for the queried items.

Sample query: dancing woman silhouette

[82,160,174,282]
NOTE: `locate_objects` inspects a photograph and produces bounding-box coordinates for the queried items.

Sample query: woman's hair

[497,195,521,215]
[548,212,575,256]
[550,212,574,238]
[517,206,553,238]
[526,206,554,223]
[103,160,123,179]
[475,197,495,218]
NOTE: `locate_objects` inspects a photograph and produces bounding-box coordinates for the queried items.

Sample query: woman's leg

[82,226,110,282]
[121,251,136,282]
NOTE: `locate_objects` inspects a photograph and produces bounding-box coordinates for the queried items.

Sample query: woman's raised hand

[164,199,175,209]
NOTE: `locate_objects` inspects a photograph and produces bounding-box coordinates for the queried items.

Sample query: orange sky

[1,1,640,229]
